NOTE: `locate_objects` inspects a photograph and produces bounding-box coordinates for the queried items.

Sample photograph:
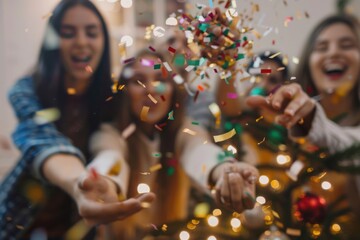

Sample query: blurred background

[0,0,359,179]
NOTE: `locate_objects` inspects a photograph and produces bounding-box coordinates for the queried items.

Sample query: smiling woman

[0,0,155,239]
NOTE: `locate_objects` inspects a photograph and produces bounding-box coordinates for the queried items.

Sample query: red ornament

[294,192,327,224]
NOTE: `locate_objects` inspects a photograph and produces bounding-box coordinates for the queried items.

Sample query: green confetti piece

[174,54,185,66]
[223,28,230,36]
[155,82,166,94]
[191,121,199,125]
[243,36,248,41]
[236,53,245,60]
[188,59,200,66]
[167,167,175,176]
[154,64,161,69]
[168,110,174,120]
[198,23,210,32]
[222,61,229,69]
[199,57,206,66]
[152,152,162,158]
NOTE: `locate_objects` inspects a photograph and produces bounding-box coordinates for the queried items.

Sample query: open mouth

[323,63,347,80]
[71,55,92,69]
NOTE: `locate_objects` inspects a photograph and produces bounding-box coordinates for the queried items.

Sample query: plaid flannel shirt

[0,77,85,239]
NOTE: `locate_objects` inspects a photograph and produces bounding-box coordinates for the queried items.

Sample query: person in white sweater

[246,15,360,238]
[88,49,259,239]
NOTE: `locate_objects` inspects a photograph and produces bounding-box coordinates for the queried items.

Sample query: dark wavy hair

[33,0,115,132]
[295,14,360,104]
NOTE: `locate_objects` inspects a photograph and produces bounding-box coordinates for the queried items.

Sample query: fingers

[283,100,316,128]
[227,172,245,212]
[270,84,301,110]
[245,96,278,114]
[80,195,155,225]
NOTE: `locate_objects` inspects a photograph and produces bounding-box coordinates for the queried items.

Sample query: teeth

[324,63,344,72]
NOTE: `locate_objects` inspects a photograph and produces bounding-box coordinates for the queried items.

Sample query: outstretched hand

[73,169,155,226]
[212,162,258,213]
[246,83,316,130]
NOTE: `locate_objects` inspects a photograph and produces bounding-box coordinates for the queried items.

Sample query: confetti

[261,69,272,74]
[191,121,199,125]
[153,26,165,37]
[173,74,184,84]
[123,57,136,64]
[168,46,176,54]
[163,62,172,72]
[183,128,196,136]
[122,123,136,139]
[141,58,155,67]
[160,95,166,101]
[150,163,162,172]
[193,90,199,102]
[256,116,264,122]
[269,52,282,59]
[168,110,174,120]
[140,106,150,121]
[209,103,221,128]
[148,46,156,52]
[213,128,236,143]
[257,137,266,145]
[286,160,304,181]
[148,94,158,104]
[34,108,61,125]
[85,65,93,73]
[286,228,302,236]
[227,92,237,99]
[67,88,76,95]
[137,80,146,88]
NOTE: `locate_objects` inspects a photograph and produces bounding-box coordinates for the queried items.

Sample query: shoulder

[8,76,35,99]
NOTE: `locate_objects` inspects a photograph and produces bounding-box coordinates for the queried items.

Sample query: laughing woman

[0,1,153,239]
[247,15,360,239]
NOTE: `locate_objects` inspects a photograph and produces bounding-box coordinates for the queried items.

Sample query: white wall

[1,0,59,140]
[0,0,339,141]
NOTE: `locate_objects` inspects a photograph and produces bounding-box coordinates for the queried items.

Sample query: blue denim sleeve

[8,77,86,181]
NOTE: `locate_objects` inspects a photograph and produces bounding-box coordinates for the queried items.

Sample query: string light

[270,180,281,190]
[207,236,217,240]
[137,183,150,194]
[230,218,241,228]
[212,209,222,216]
[276,154,291,165]
[259,175,269,185]
[256,196,266,205]
[179,231,190,240]
[207,216,219,227]
[321,181,332,190]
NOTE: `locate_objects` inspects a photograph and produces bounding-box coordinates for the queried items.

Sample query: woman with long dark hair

[247,15,360,239]
[0,1,154,239]
[89,49,259,239]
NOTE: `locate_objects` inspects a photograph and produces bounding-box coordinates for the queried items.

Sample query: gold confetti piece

[251,29,262,39]
[213,128,236,143]
[148,94,158,104]
[149,163,162,172]
[277,67,285,72]
[118,42,127,58]
[257,137,266,145]
[108,161,121,176]
[208,103,221,128]
[256,115,264,122]
[269,52,281,59]
[67,88,76,95]
[118,84,125,90]
[286,228,302,236]
[272,210,280,219]
[34,108,61,124]
[122,123,136,139]
[140,106,150,121]
[105,96,113,102]
[161,224,168,232]
[298,118,304,125]
[140,172,151,175]
[137,80,146,88]
[183,128,197,136]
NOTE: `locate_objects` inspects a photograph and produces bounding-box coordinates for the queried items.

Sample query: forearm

[42,154,86,197]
